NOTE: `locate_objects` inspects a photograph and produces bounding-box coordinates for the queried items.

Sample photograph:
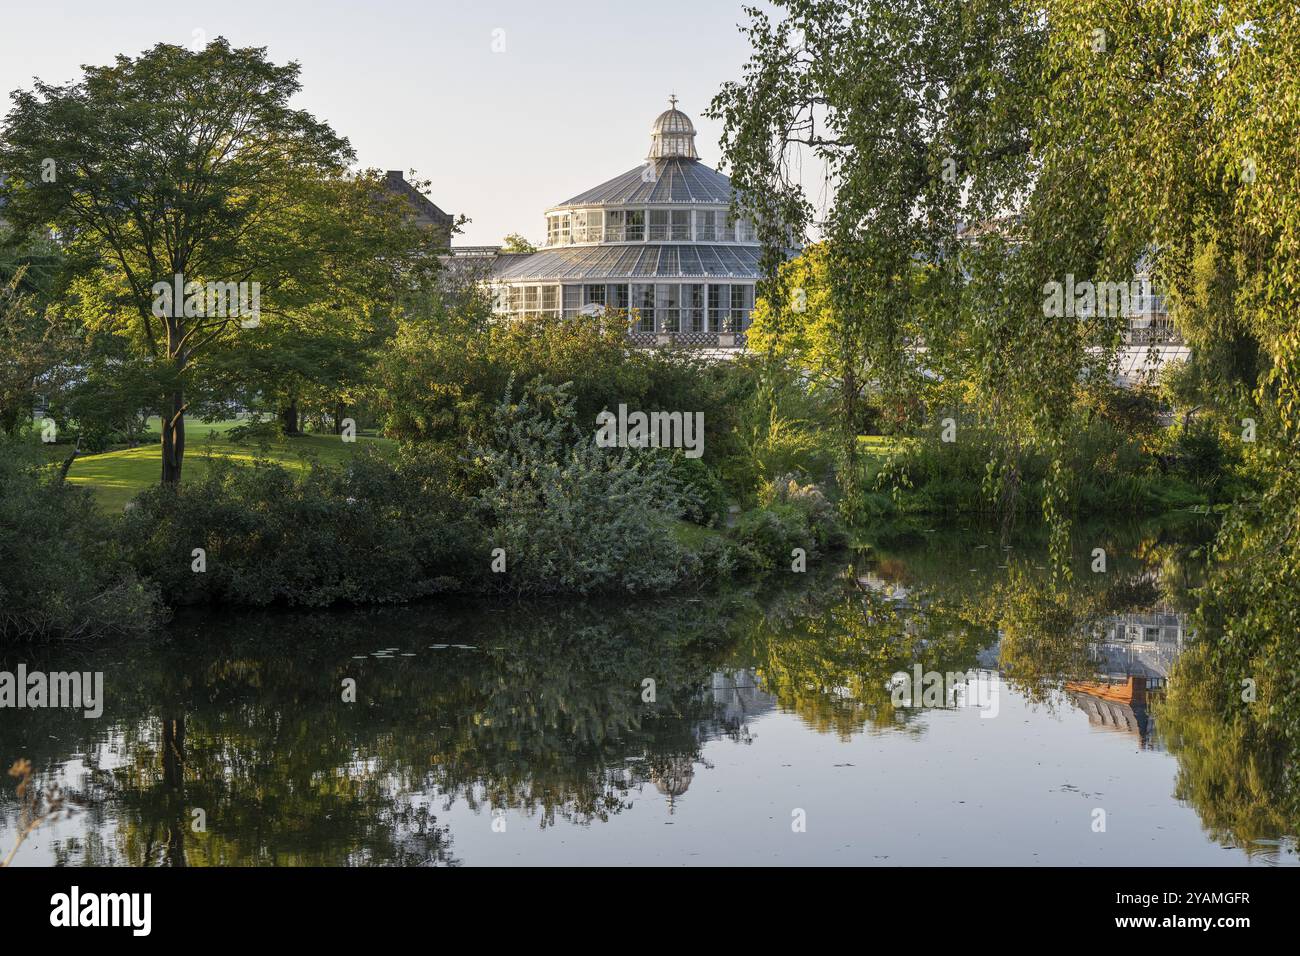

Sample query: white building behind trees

[485,98,768,349]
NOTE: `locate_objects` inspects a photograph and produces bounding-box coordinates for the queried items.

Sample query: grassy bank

[852,426,1226,519]
[52,418,394,512]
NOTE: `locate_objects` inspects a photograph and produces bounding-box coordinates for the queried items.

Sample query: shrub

[380,306,757,476]
[730,504,810,571]
[867,417,1205,516]
[73,424,159,454]
[0,452,160,640]
[470,381,692,595]
[871,426,1046,515]
[115,381,778,607]
[685,529,757,581]
[727,377,833,504]
[1172,420,1228,489]
[62,356,158,452]
[1085,381,1164,438]
[118,448,481,607]
[224,419,280,443]
[760,474,847,549]
[669,453,727,526]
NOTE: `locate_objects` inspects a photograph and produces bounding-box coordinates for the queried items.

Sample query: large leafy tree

[0,39,443,483]
[1028,0,1300,800]
[0,231,72,437]
[710,0,1045,505]
[0,267,78,438]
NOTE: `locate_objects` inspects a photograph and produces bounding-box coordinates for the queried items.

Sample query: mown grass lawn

[858,434,905,459]
[61,418,394,512]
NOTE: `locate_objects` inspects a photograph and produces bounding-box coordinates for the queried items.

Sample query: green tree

[500,232,538,254]
[0,226,76,437]
[0,267,79,438]
[711,0,1044,507]
[1030,0,1300,800]
[0,39,442,483]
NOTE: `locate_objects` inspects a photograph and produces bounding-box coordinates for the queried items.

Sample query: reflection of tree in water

[16,628,466,866]
[973,567,1100,709]
[1,596,761,863]
[640,670,782,811]
[731,566,991,739]
[1152,478,1300,858]
[721,525,1199,736]
[865,521,1298,856]
[943,523,1206,711]
[5,516,1293,863]
[648,754,696,812]
[1159,647,1299,861]
[0,571,1007,860]
[927,520,1299,855]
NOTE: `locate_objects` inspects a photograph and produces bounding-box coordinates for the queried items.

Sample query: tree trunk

[162,716,188,868]
[160,390,185,485]
[280,400,300,436]
[333,403,344,435]
[840,365,860,504]
[57,437,81,481]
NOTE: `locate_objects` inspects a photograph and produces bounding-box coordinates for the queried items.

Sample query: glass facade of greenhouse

[489,98,772,348]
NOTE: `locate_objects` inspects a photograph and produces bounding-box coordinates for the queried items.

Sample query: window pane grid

[632,283,655,331]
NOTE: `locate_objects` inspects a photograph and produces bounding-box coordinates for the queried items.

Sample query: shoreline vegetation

[3,348,1243,639]
[2,307,1255,640]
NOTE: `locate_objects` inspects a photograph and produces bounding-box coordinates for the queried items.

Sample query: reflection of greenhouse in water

[707,669,779,734]
[648,670,777,807]
[976,604,1191,750]
[1091,609,1187,684]
[1068,679,1159,748]
[1068,607,1191,750]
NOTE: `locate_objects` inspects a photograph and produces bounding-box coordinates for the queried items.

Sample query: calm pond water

[2,517,1296,866]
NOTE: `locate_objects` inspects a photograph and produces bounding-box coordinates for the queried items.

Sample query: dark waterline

[2,516,1295,865]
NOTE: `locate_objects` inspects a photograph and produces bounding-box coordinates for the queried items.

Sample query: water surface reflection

[3,518,1295,865]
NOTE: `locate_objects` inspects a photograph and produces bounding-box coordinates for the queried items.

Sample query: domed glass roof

[551,97,732,208]
[647,95,699,160]
[554,158,731,207]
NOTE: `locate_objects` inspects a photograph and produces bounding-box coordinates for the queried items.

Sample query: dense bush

[760,474,847,549]
[470,381,693,595]
[730,505,809,571]
[118,449,482,607]
[729,477,846,571]
[379,306,756,480]
[112,381,806,609]
[60,354,160,452]
[723,367,834,504]
[669,453,727,526]
[868,418,1212,516]
[870,425,1043,515]
[0,452,160,639]
[1170,420,1230,490]
[1083,381,1164,439]
[224,418,281,443]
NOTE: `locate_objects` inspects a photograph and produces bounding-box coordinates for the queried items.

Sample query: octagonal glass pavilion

[489,98,770,348]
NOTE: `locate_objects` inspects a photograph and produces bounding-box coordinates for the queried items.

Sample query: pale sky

[0,0,788,246]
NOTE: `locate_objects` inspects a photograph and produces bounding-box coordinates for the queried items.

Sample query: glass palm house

[489,98,769,348]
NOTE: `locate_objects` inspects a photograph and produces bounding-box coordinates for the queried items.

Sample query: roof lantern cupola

[647,94,699,160]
